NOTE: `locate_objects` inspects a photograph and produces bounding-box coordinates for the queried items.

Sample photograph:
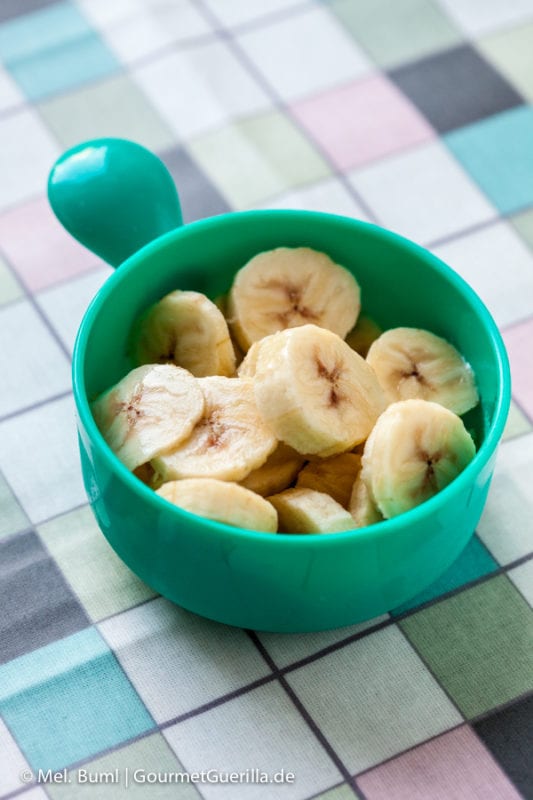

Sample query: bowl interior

[78,211,507,455]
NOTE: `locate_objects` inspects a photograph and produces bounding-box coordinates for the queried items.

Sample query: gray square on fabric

[0,531,89,664]
[474,694,533,799]
[388,44,524,133]
[0,0,59,23]
[159,146,231,224]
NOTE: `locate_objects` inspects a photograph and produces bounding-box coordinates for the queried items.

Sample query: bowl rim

[72,209,511,547]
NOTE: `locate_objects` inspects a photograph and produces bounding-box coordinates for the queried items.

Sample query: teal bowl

[49,139,511,632]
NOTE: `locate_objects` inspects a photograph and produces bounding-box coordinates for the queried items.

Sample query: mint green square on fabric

[391,535,498,615]
[327,0,462,68]
[0,628,154,770]
[37,506,156,622]
[400,576,533,718]
[511,207,533,251]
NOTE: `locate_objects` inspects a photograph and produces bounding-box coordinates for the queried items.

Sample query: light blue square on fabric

[391,534,498,616]
[0,1,119,100]
[445,105,533,215]
[0,628,155,770]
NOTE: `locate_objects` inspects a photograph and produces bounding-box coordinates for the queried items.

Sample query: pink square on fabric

[0,196,99,292]
[357,725,522,800]
[503,317,533,421]
[291,74,435,170]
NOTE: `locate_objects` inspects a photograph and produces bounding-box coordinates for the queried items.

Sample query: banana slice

[362,399,476,518]
[240,443,305,497]
[349,475,383,528]
[252,324,386,457]
[135,290,236,378]
[268,488,355,534]
[237,338,264,378]
[215,293,246,367]
[345,315,383,358]
[157,478,278,533]
[91,364,204,471]
[366,327,478,415]
[296,453,361,508]
[228,247,361,351]
[152,376,277,482]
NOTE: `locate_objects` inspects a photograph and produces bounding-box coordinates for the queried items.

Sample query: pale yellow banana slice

[362,399,476,518]
[135,290,236,377]
[157,478,278,532]
[152,376,277,482]
[228,247,361,351]
[345,315,383,358]
[253,325,386,457]
[237,337,264,378]
[91,364,204,471]
[296,452,361,508]
[215,293,245,367]
[366,327,478,415]
[349,475,383,528]
[240,443,305,497]
[268,488,355,534]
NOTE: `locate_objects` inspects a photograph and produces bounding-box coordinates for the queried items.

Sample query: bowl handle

[47,138,183,268]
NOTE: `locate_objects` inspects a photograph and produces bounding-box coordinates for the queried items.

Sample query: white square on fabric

[477,432,533,566]
[98,597,270,723]
[36,266,111,354]
[0,300,71,418]
[133,40,270,139]
[83,0,211,64]
[0,395,85,524]
[257,176,371,220]
[286,624,462,774]
[438,0,533,36]
[0,64,23,113]
[508,559,533,607]
[258,614,388,669]
[163,680,342,800]
[77,0,210,33]
[349,140,495,245]
[204,0,310,28]
[0,109,58,211]
[433,221,533,328]
[0,717,31,795]
[237,6,370,102]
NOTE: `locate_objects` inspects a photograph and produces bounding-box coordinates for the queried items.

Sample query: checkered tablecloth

[0,1,532,798]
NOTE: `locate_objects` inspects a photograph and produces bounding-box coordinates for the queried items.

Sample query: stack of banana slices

[92,247,479,535]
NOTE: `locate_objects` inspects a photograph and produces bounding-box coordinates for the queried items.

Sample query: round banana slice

[296,453,361,508]
[135,290,236,378]
[237,338,264,378]
[268,488,355,534]
[228,247,361,351]
[362,399,476,519]
[253,324,387,457]
[151,376,277,483]
[348,475,383,528]
[240,443,305,497]
[157,478,278,533]
[91,364,205,471]
[345,315,383,358]
[366,327,479,415]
